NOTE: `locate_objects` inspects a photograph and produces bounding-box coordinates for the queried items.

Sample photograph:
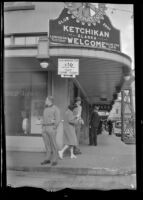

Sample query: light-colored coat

[63,109,78,146]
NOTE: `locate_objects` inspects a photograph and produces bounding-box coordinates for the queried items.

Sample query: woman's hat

[68,103,78,111]
[75,96,81,102]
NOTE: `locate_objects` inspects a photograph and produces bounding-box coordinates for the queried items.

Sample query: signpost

[58,58,79,78]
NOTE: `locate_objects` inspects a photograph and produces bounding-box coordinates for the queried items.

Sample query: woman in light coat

[58,104,79,159]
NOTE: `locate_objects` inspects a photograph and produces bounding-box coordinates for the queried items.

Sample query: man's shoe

[74,148,82,155]
[74,150,82,155]
[41,160,50,165]
[51,162,58,166]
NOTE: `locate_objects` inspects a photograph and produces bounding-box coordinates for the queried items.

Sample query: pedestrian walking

[41,96,61,166]
[58,104,79,159]
[89,105,100,146]
[22,111,29,134]
[74,97,84,154]
[108,120,113,135]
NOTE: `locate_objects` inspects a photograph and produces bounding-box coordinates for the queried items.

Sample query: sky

[102,4,134,69]
[101,4,134,102]
[91,3,134,69]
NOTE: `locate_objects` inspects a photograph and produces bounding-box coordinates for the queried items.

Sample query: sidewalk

[6,133,136,176]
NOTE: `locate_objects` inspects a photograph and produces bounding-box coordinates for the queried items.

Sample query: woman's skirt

[63,123,78,146]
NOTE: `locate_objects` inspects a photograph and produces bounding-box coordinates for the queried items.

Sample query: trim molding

[5,47,132,67]
[4,5,35,12]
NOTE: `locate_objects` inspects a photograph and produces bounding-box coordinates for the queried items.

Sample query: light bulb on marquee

[65,3,106,25]
[71,15,75,18]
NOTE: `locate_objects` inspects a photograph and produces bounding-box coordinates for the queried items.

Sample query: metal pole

[121,90,124,141]
[129,87,134,115]
[129,87,135,137]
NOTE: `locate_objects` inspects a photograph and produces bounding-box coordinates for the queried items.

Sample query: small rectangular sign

[58,59,79,76]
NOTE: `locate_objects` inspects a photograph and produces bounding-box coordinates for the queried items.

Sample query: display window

[4,72,50,136]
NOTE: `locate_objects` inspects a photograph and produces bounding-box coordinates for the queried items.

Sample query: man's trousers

[42,126,58,163]
[89,126,98,146]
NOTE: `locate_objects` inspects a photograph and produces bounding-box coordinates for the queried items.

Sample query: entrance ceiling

[5,54,130,107]
[75,57,123,105]
[51,56,127,106]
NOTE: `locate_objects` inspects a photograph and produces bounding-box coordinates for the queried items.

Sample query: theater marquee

[49,7,121,51]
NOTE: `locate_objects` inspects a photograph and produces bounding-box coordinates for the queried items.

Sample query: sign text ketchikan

[49,8,121,51]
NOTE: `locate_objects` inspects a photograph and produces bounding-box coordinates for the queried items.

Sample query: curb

[7,166,136,176]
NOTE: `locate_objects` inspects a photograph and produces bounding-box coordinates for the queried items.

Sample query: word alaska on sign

[49,8,121,51]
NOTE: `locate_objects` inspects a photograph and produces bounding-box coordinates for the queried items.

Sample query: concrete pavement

[6,133,136,176]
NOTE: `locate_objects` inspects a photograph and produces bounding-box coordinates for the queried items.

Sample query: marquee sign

[49,4,121,51]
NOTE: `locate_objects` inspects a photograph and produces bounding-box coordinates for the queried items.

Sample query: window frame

[4,2,35,12]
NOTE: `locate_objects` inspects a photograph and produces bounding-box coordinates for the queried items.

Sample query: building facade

[4,2,132,151]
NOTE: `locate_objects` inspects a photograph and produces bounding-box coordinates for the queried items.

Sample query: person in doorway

[97,119,102,135]
[108,120,113,135]
[41,96,60,166]
[22,111,29,134]
[74,97,84,154]
[58,104,79,159]
[89,105,100,146]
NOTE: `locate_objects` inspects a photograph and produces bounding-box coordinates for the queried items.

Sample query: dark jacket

[90,111,100,128]
[108,120,113,129]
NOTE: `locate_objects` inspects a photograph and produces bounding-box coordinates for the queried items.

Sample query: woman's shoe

[58,151,63,159]
[51,161,58,166]
[41,160,50,165]
[71,154,77,159]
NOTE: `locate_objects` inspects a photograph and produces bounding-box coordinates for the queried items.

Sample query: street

[7,170,136,191]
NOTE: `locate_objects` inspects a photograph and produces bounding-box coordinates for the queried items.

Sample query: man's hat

[75,96,81,102]
[46,96,54,103]
[94,105,99,109]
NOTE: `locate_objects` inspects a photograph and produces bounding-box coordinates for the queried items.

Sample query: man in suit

[108,120,113,135]
[89,105,100,146]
